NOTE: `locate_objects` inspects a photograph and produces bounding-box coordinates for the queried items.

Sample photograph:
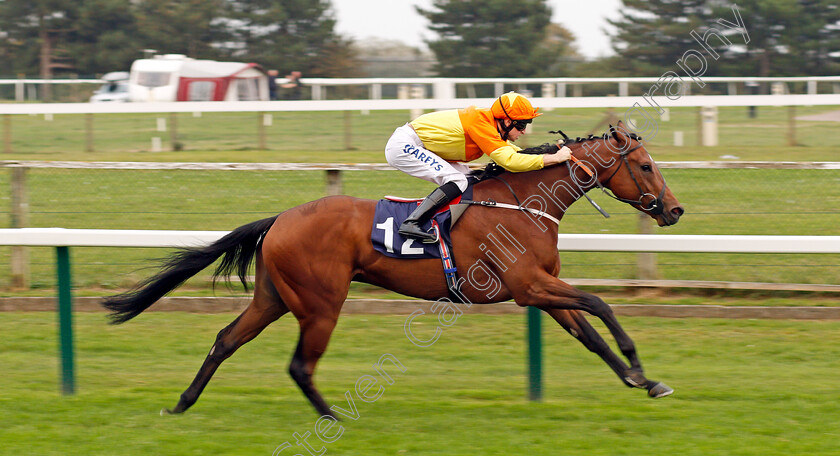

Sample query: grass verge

[1,312,839,455]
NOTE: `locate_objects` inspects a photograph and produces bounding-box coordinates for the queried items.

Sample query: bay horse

[103,122,684,417]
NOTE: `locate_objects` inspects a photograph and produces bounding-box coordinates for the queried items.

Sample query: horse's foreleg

[288,316,339,418]
[517,275,672,398]
[541,308,644,389]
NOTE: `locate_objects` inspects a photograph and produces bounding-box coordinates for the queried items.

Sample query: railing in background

[300,76,840,100]
[2,94,838,113]
[0,78,100,102]
[1,94,839,153]
[4,76,840,102]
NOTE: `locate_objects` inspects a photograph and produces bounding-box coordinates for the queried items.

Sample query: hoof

[647,382,674,398]
[623,369,647,389]
[160,408,181,416]
[623,376,645,389]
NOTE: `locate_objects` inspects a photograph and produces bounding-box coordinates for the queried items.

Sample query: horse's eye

[641,164,652,172]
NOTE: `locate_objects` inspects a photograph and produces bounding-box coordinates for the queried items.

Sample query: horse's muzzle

[657,205,684,226]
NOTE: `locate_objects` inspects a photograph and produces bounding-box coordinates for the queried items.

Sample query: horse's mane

[548,128,643,147]
[469,127,643,183]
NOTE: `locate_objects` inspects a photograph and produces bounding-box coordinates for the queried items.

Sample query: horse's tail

[102,215,279,324]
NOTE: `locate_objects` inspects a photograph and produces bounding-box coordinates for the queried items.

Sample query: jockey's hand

[543,146,572,166]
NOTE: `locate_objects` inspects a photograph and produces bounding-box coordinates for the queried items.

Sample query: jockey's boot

[399,182,463,243]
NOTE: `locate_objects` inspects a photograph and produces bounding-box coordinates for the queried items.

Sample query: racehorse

[103,122,684,417]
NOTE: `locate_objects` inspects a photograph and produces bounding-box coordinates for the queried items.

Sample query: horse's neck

[474,139,616,221]
[473,164,582,222]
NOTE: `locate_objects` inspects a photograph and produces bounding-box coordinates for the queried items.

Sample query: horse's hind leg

[288,313,339,418]
[163,255,288,415]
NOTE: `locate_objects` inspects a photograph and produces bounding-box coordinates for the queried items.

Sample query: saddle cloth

[371,187,473,259]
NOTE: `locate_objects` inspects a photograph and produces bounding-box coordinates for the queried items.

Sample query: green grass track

[1,312,838,455]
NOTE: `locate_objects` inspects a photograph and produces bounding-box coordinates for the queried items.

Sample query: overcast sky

[331,0,622,59]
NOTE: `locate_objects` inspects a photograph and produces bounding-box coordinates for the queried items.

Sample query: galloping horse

[103,122,684,417]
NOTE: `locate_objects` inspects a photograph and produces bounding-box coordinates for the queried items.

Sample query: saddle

[371,186,473,260]
[371,186,476,303]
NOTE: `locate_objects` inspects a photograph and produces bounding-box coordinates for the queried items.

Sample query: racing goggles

[512,119,532,131]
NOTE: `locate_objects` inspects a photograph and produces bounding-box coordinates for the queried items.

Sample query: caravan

[128,54,271,102]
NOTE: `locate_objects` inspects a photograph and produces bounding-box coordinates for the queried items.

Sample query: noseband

[567,140,667,218]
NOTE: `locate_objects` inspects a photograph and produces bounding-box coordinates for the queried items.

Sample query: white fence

[3,76,840,102]
[3,228,840,254]
[5,160,840,171]
[0,94,838,114]
[3,228,840,294]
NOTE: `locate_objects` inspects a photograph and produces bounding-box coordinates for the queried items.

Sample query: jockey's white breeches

[384,124,470,192]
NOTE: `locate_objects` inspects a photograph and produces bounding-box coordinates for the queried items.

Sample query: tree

[534,23,581,76]
[218,0,358,77]
[352,38,435,77]
[0,0,80,79]
[70,0,140,75]
[134,0,227,60]
[417,0,574,77]
[712,0,840,77]
[607,0,712,76]
[608,0,840,77]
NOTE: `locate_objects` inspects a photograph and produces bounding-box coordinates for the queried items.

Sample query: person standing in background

[282,71,303,100]
[267,69,279,100]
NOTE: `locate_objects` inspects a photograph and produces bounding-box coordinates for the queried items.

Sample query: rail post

[325,170,343,196]
[257,111,266,150]
[527,306,543,401]
[343,111,353,150]
[637,212,659,280]
[85,113,94,152]
[4,114,11,154]
[15,74,24,102]
[787,106,797,146]
[696,107,703,145]
[169,112,179,151]
[11,166,30,288]
[56,246,76,395]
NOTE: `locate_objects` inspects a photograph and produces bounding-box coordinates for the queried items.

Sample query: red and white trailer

[128,54,270,102]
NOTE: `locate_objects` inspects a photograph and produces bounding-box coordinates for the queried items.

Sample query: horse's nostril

[672,206,685,217]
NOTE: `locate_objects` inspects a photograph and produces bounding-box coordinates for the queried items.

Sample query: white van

[90,71,130,103]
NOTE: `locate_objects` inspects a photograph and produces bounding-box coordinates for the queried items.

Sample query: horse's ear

[612,120,629,144]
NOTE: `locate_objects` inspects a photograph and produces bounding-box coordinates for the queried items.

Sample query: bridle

[565,136,667,219]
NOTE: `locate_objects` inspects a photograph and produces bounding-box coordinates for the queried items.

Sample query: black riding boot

[398,182,463,243]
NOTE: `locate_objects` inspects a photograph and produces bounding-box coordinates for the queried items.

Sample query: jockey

[384,91,572,243]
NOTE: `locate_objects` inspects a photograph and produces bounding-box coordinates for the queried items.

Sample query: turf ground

[1,312,839,456]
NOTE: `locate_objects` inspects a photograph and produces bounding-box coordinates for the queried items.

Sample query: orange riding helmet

[490,92,543,120]
[491,92,542,140]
